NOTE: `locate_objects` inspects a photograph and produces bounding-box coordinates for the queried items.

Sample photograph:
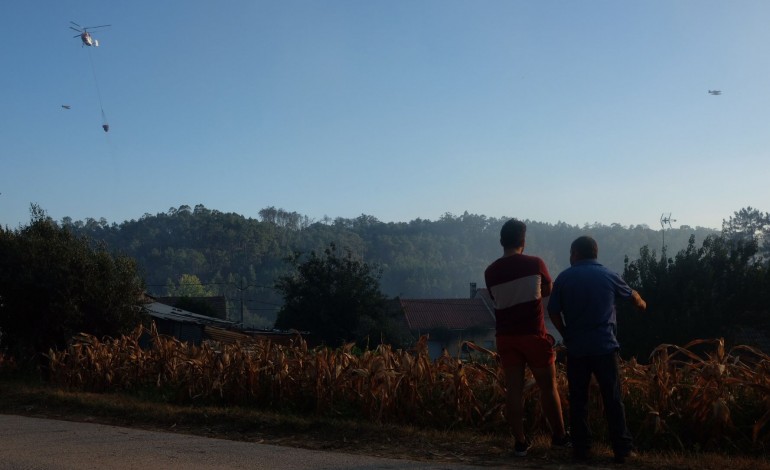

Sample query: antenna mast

[660,212,676,253]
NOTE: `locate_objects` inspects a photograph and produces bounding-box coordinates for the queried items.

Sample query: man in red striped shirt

[485,219,569,456]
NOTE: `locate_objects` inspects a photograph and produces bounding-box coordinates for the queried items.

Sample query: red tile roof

[399,298,495,330]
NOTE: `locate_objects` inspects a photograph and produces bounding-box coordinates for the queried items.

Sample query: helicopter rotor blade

[83,24,111,30]
[69,27,82,32]
[70,21,81,27]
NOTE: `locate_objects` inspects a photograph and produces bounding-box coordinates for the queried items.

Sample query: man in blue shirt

[547,236,646,463]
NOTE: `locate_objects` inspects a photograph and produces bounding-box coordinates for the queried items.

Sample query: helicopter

[708,90,722,96]
[69,21,110,47]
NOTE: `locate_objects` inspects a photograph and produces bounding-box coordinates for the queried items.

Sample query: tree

[274,243,410,348]
[61,204,718,305]
[722,206,770,259]
[621,233,769,360]
[0,206,147,364]
[166,274,215,297]
[163,274,221,318]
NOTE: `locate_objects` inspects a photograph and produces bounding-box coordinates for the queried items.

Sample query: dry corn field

[47,326,770,454]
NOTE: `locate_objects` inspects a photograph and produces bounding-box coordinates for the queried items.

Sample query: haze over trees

[721,206,770,257]
[58,204,716,327]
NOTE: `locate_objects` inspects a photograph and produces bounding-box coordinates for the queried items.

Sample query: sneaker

[551,432,572,449]
[614,450,638,464]
[514,439,532,457]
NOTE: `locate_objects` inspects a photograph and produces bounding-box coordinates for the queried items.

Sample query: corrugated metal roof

[399,298,495,330]
[203,326,255,343]
[204,326,301,347]
[144,302,236,329]
[153,295,228,320]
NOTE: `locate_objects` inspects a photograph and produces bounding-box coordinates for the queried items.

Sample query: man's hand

[630,290,647,311]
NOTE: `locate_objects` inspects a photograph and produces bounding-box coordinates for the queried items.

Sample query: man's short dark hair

[571,236,598,260]
[500,219,526,249]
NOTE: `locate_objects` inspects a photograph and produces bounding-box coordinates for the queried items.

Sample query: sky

[2,1,769,231]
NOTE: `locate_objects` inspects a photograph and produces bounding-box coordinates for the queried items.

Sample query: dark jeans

[567,351,633,456]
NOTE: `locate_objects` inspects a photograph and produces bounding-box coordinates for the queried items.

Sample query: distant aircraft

[61,105,71,109]
[69,21,111,132]
[708,90,722,95]
[69,21,110,47]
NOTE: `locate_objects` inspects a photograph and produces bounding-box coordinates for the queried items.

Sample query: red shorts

[496,334,555,369]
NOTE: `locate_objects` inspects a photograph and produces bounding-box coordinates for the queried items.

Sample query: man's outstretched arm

[630,289,647,311]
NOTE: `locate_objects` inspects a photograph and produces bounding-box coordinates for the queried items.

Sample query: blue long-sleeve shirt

[547,259,632,357]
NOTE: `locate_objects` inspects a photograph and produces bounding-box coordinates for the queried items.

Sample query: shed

[144,301,236,345]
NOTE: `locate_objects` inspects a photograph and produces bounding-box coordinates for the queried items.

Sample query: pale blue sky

[2,1,768,230]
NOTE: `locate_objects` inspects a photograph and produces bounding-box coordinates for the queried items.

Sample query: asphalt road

[0,414,495,470]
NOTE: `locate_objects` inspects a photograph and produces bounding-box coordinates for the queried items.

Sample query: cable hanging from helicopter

[70,21,111,132]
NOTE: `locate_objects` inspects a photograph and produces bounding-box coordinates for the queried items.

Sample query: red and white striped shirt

[484,253,551,336]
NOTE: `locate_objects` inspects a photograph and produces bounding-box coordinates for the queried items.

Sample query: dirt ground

[0,380,757,470]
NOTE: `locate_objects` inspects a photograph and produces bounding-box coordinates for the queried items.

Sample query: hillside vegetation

[61,205,716,327]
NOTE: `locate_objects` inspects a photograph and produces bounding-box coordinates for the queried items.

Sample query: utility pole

[240,278,245,325]
[227,279,279,329]
[230,278,261,327]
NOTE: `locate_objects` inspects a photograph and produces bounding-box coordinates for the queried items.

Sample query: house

[398,283,563,360]
[399,283,497,359]
[399,296,495,359]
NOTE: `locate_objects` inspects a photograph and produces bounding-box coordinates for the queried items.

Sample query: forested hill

[62,205,716,326]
